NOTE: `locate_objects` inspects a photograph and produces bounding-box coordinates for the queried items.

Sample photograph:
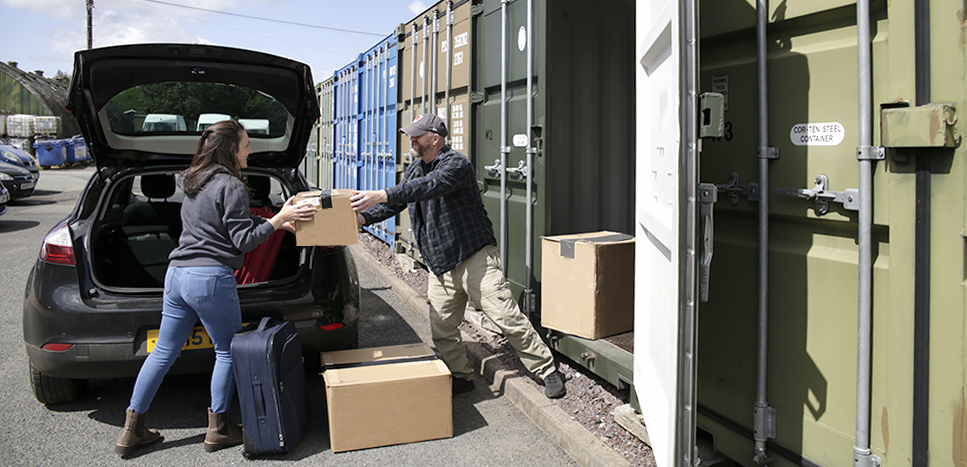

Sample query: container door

[634,0,699,466]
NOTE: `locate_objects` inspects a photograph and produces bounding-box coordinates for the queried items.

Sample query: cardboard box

[321,343,452,452]
[293,189,358,246]
[540,231,635,339]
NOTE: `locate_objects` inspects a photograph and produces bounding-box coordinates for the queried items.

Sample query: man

[350,114,566,398]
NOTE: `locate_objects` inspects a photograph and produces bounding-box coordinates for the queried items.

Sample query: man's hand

[350,190,388,212]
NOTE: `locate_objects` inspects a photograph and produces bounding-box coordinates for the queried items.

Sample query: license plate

[146,326,213,353]
[21,181,34,190]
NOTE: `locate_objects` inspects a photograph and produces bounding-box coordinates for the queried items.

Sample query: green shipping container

[472,0,636,309]
[636,0,967,465]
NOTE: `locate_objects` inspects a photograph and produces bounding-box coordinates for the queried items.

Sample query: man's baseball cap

[401,113,449,137]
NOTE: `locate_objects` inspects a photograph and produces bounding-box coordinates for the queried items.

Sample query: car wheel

[29,364,86,404]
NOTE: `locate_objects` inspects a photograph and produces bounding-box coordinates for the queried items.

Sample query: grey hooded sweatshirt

[168,166,275,270]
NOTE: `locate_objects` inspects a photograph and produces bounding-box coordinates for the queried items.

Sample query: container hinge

[853,448,883,467]
[758,146,780,160]
[523,289,536,316]
[856,145,885,161]
[470,3,485,16]
[775,174,859,216]
[698,184,717,302]
[753,403,777,465]
[470,91,486,104]
[714,171,759,206]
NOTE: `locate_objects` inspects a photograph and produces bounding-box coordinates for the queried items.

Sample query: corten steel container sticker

[472,0,636,298]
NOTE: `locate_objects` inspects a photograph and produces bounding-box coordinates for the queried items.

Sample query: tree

[52,70,71,86]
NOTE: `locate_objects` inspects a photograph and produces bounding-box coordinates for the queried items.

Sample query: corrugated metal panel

[333,60,360,192]
[0,61,80,137]
[303,77,335,189]
[358,35,399,245]
[397,0,475,252]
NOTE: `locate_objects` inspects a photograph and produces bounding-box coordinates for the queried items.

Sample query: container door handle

[698,184,717,302]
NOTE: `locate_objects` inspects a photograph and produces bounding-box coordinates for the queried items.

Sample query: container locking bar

[775,174,859,216]
[715,171,759,206]
[485,159,529,181]
[698,184,717,302]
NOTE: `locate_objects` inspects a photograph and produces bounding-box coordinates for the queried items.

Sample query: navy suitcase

[231,317,310,456]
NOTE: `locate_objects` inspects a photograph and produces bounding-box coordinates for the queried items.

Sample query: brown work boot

[115,408,163,457]
[204,407,243,452]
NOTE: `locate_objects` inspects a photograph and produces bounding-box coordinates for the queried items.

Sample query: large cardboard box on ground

[540,231,635,340]
[321,343,452,452]
[293,189,358,246]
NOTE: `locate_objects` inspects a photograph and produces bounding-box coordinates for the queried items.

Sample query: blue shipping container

[333,33,399,246]
[33,139,67,167]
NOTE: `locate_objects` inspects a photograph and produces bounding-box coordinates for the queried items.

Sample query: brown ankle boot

[115,408,163,457]
[204,407,243,452]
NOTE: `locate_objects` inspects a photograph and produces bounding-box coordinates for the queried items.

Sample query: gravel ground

[357,232,656,467]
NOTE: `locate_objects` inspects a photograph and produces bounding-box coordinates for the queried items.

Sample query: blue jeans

[129,265,241,414]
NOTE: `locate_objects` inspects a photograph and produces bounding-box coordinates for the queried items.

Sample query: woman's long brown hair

[181,120,247,197]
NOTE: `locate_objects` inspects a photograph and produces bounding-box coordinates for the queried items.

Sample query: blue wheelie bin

[34,139,67,168]
[66,136,89,164]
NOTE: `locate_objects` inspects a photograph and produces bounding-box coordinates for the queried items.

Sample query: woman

[115,120,315,457]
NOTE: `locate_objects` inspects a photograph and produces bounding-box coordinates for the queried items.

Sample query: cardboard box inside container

[540,231,635,340]
[321,343,452,452]
[293,189,358,246]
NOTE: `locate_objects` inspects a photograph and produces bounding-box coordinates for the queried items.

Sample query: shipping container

[635,0,967,466]
[472,0,636,320]
[333,58,360,193]
[303,77,335,190]
[395,0,475,257]
[330,34,399,245]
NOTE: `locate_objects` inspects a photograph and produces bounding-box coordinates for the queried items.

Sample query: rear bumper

[25,319,358,380]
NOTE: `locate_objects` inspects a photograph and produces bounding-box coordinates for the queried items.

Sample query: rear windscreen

[103,82,287,138]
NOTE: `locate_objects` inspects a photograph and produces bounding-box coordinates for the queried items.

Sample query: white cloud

[407,1,426,15]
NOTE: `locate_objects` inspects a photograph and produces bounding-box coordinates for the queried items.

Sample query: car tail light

[42,343,73,352]
[40,223,76,265]
[320,323,344,331]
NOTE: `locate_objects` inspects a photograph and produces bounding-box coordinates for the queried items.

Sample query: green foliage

[52,70,71,85]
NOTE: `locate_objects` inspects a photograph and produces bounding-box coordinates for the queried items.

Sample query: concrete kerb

[347,244,630,467]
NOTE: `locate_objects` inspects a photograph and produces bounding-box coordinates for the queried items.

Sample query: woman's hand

[269,196,315,231]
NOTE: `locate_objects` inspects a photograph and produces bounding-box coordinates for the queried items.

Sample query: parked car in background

[0,182,9,216]
[0,144,40,185]
[23,44,359,405]
[0,161,36,198]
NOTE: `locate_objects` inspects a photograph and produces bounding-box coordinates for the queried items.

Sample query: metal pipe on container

[912,1,931,461]
[432,11,439,111]
[753,0,774,462]
[445,1,453,133]
[523,0,534,315]
[853,1,880,466]
[422,16,429,114]
[364,56,371,192]
[409,24,418,250]
[499,0,508,266]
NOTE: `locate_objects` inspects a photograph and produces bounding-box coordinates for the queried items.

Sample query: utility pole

[86,0,94,50]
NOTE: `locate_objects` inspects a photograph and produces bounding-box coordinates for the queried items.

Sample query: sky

[0,0,431,83]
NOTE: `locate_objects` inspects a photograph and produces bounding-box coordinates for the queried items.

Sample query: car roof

[66,44,320,173]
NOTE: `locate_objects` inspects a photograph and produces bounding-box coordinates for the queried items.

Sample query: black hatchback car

[23,44,360,404]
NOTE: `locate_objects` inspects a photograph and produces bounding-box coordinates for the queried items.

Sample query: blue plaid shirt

[360,146,496,275]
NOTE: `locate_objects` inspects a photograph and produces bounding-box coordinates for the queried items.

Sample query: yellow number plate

[146,326,213,353]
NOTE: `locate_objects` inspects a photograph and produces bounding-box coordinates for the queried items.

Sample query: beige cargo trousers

[428,244,556,382]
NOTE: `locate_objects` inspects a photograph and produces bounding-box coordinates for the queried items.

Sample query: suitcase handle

[256,316,276,333]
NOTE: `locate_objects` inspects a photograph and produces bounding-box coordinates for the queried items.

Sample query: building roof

[0,61,80,137]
